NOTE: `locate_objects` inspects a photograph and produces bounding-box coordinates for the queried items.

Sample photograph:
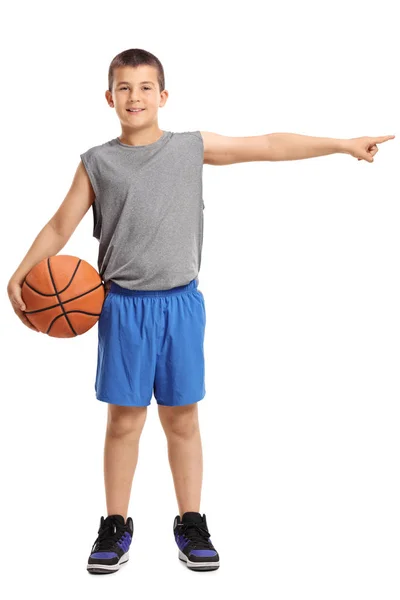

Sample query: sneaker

[87,514,133,574]
[173,511,220,571]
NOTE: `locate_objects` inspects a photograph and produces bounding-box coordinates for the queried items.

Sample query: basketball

[21,255,105,338]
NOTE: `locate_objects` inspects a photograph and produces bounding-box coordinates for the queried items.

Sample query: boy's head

[105,48,168,130]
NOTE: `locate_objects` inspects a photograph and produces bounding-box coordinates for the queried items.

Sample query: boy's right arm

[7,160,95,331]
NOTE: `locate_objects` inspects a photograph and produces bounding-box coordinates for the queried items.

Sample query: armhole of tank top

[185,131,205,210]
[187,131,204,160]
[192,132,205,210]
[80,152,99,198]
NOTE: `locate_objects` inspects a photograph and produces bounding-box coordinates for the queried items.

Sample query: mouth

[126,108,145,113]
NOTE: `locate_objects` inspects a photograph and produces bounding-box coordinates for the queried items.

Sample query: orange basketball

[21,255,105,338]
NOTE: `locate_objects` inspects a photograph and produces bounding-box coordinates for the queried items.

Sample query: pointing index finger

[376,135,396,143]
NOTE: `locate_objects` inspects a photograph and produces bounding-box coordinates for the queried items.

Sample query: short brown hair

[108,48,165,93]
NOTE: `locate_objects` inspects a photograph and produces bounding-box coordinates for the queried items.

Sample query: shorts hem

[155,394,205,407]
[96,395,151,407]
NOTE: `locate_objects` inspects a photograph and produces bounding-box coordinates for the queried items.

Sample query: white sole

[87,551,129,573]
[178,549,220,570]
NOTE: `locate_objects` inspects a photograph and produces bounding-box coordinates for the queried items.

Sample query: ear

[105,90,114,107]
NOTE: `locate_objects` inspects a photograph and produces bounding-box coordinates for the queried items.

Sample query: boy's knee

[158,405,199,439]
[107,404,147,437]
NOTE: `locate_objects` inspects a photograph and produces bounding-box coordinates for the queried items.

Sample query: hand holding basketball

[7,279,41,333]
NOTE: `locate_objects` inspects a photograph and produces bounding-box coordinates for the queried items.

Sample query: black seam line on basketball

[48,257,79,336]
[23,258,84,295]
[24,281,104,314]
[46,311,102,335]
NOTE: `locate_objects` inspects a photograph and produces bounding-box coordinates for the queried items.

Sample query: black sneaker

[173,512,220,571]
[87,514,133,574]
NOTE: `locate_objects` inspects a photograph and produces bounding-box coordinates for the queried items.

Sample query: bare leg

[103,404,147,521]
[158,403,203,518]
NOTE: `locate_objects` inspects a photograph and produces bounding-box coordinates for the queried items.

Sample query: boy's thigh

[154,290,206,407]
[95,292,157,406]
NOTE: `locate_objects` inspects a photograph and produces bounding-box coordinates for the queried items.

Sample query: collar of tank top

[116,131,168,148]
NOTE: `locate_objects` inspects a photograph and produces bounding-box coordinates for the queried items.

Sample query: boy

[7,48,394,575]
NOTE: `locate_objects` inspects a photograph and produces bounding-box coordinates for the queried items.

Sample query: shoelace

[92,519,126,552]
[179,522,213,549]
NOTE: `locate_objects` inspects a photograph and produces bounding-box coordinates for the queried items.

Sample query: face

[105,65,168,127]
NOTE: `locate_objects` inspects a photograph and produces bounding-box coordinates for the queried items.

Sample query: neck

[118,126,164,147]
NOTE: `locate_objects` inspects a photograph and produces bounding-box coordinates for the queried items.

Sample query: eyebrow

[116,81,155,86]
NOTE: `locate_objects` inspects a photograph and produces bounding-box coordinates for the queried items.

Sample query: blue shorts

[95,278,206,407]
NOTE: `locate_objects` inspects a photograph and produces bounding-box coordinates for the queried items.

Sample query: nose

[129,92,142,103]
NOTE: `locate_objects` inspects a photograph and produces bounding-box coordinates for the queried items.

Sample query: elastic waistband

[109,278,198,297]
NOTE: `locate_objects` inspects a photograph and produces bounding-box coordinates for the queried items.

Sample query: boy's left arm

[200,131,395,165]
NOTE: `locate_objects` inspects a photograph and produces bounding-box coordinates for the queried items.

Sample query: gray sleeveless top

[80,130,205,291]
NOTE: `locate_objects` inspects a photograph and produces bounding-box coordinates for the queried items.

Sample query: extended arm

[200,131,395,165]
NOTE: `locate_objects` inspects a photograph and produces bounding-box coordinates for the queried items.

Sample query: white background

[1,0,399,598]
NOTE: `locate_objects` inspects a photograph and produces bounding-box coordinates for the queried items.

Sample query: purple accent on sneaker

[189,549,217,557]
[175,533,190,551]
[116,531,132,553]
[90,552,118,559]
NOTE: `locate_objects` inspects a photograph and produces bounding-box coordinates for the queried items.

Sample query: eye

[119,86,152,91]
